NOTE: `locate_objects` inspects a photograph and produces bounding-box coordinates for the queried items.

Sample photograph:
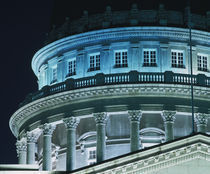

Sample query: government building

[5,1,210,173]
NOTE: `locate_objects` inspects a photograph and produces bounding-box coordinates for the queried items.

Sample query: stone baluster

[162,111,176,142]
[128,110,142,152]
[93,112,108,163]
[195,113,208,133]
[63,117,80,171]
[16,139,27,164]
[41,123,56,171]
[26,132,39,164]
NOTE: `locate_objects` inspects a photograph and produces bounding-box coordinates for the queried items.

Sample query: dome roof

[51,0,209,27]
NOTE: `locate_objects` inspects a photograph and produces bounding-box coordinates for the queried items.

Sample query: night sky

[0,0,209,164]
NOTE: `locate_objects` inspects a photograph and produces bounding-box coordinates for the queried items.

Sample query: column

[162,111,176,142]
[128,110,142,152]
[195,113,208,133]
[63,117,80,171]
[41,123,56,171]
[16,139,27,164]
[26,132,38,164]
[93,112,108,163]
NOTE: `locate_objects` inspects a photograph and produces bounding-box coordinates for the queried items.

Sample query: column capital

[16,140,27,155]
[162,111,176,123]
[41,123,56,136]
[128,110,142,122]
[93,112,108,124]
[26,132,39,143]
[63,117,80,130]
[195,113,209,126]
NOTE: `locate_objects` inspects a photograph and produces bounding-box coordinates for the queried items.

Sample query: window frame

[87,147,96,165]
[197,53,208,72]
[51,66,57,84]
[114,49,128,68]
[142,49,157,67]
[171,50,185,68]
[89,53,100,71]
[66,58,76,77]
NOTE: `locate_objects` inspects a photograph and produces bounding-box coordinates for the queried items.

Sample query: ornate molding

[162,110,176,123]
[63,117,80,130]
[128,110,142,122]
[195,113,209,125]
[73,135,210,174]
[16,140,27,156]
[40,123,56,136]
[9,84,210,137]
[93,112,108,124]
[26,132,39,143]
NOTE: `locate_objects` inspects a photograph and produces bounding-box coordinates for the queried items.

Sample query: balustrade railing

[19,71,210,107]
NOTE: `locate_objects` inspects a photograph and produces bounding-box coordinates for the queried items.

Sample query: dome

[10,1,210,172]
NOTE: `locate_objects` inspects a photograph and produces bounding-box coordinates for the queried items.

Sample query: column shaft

[43,135,52,170]
[164,122,174,141]
[66,128,76,171]
[27,142,35,164]
[18,151,27,164]
[197,124,207,133]
[130,121,140,152]
[96,124,106,162]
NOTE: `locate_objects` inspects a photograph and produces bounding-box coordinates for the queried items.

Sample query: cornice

[73,134,210,174]
[32,27,210,75]
[9,84,210,137]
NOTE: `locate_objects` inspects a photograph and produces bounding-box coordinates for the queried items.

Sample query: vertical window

[171,50,184,68]
[115,50,128,68]
[89,53,100,71]
[87,148,96,165]
[143,49,157,66]
[67,59,76,76]
[51,66,57,84]
[197,54,208,72]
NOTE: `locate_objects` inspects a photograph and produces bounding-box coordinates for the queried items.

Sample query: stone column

[16,139,27,164]
[63,117,80,171]
[93,112,108,163]
[195,113,208,133]
[162,111,176,142]
[41,123,56,171]
[26,132,38,164]
[128,110,142,152]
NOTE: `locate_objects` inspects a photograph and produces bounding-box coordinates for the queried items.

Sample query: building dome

[10,2,210,171]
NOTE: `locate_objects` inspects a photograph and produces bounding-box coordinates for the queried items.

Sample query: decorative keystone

[195,113,209,126]
[41,123,56,136]
[162,111,176,123]
[16,140,27,156]
[93,112,108,124]
[63,117,80,130]
[128,110,142,122]
[26,132,39,143]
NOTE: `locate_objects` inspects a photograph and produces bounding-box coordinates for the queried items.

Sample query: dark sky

[0,0,209,164]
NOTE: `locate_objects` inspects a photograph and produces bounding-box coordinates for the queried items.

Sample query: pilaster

[93,112,108,163]
[63,117,80,171]
[26,132,39,164]
[41,123,56,171]
[128,110,142,152]
[16,139,27,164]
[162,111,176,142]
[195,113,208,133]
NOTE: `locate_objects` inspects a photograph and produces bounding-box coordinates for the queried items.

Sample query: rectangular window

[143,49,157,67]
[89,53,100,71]
[197,54,208,72]
[171,50,184,68]
[87,148,96,165]
[115,50,128,68]
[67,59,76,76]
[51,66,57,84]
